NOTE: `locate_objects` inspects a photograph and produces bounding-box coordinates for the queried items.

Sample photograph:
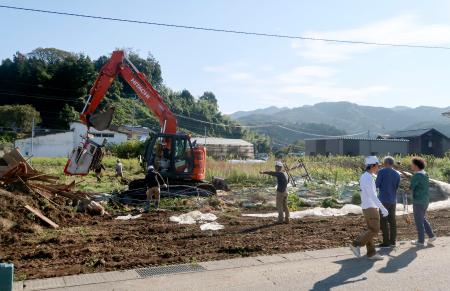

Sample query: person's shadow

[378,246,421,274]
[310,257,376,291]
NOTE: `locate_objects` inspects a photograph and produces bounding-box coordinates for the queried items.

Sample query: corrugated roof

[191,137,253,146]
[304,137,409,142]
[390,128,434,138]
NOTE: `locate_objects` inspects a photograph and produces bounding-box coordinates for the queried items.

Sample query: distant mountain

[230,106,289,119]
[232,102,450,142]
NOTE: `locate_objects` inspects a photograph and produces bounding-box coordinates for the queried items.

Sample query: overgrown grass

[30,155,450,193]
[31,156,143,193]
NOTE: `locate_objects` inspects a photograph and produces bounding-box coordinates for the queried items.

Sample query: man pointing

[260,161,290,224]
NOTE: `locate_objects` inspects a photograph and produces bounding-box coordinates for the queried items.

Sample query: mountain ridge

[230,102,450,138]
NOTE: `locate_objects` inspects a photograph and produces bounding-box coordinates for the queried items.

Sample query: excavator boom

[80,50,177,134]
[64,50,207,182]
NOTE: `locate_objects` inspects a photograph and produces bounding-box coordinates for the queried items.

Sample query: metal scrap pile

[0,149,105,230]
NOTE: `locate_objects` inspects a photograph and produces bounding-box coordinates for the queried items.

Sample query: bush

[108,140,145,159]
[442,167,450,183]
[321,198,338,208]
[351,192,361,205]
[288,193,308,211]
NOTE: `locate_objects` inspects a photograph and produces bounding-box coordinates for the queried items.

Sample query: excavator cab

[64,136,105,176]
[144,133,206,181]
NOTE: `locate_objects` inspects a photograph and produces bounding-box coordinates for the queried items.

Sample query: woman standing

[410,157,437,246]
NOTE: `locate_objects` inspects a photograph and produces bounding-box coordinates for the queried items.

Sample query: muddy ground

[2,209,450,280]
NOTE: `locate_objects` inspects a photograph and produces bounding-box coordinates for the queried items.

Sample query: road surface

[15,236,450,291]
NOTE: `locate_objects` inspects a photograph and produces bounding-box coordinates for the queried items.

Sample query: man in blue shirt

[375,156,401,248]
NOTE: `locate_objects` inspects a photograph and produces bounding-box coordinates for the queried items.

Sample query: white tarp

[200,221,225,231]
[115,214,142,220]
[243,204,362,219]
[169,210,217,224]
[243,199,450,219]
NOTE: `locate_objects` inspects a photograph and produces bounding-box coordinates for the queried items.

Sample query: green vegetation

[321,198,339,208]
[31,156,142,193]
[287,193,308,211]
[0,47,270,150]
[108,140,146,159]
[29,155,450,195]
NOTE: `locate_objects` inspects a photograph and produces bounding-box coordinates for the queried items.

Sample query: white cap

[147,165,154,171]
[364,156,380,166]
[275,161,283,167]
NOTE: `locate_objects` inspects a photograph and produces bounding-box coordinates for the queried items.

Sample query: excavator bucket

[88,107,115,131]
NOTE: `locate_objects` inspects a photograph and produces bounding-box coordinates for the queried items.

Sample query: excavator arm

[80,50,177,134]
[64,50,178,176]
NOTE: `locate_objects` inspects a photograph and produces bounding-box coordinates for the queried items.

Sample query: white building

[15,122,128,157]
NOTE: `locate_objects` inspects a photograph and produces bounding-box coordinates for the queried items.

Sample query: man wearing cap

[144,165,166,212]
[350,156,389,260]
[376,156,401,248]
[260,161,290,224]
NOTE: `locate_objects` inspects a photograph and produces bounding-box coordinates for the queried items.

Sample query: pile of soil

[2,208,450,280]
[0,188,91,243]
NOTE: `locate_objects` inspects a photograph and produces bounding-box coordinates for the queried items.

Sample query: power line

[174,113,267,128]
[2,5,450,50]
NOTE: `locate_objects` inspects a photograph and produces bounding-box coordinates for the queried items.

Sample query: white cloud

[293,15,450,62]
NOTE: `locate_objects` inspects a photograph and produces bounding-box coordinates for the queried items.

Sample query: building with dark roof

[389,128,449,157]
[305,137,409,157]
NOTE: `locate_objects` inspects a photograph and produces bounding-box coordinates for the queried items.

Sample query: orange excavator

[64,50,214,194]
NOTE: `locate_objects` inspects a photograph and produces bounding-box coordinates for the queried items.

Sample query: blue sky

[1,0,450,113]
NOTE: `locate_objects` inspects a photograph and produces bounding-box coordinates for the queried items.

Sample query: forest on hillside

[0,48,270,151]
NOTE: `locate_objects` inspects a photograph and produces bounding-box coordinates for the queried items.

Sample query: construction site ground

[3,208,450,280]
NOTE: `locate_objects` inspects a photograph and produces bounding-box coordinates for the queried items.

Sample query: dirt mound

[0,188,88,242]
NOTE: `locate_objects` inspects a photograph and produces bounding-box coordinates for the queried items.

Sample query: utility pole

[31,117,35,157]
[204,126,207,144]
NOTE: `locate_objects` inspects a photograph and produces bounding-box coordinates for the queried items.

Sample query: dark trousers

[380,203,397,245]
[413,203,435,244]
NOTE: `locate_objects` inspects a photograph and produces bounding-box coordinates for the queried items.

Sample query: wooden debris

[24,205,59,229]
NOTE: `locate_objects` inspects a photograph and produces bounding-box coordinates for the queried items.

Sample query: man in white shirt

[350,156,389,260]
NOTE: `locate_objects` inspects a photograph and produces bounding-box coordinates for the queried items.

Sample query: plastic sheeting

[243,204,362,219]
[115,214,142,220]
[169,210,217,225]
[200,221,225,231]
[169,210,224,231]
[243,199,450,219]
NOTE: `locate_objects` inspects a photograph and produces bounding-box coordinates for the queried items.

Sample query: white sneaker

[428,236,437,245]
[411,240,425,247]
[349,245,361,258]
[368,254,384,260]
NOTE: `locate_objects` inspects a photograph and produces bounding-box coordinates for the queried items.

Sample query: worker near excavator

[350,156,389,260]
[115,159,123,178]
[144,165,167,212]
[260,161,290,224]
[94,163,106,183]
